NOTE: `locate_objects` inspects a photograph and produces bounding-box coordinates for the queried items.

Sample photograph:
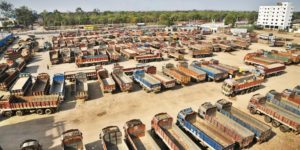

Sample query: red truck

[31,73,50,96]
[151,72,176,89]
[0,95,60,117]
[124,119,159,150]
[162,63,191,85]
[134,51,163,63]
[111,65,133,92]
[151,113,195,150]
[75,54,109,67]
[248,94,300,133]
[208,59,239,76]
[281,89,300,105]
[100,126,128,150]
[61,129,83,150]
[176,62,206,82]
[96,66,116,93]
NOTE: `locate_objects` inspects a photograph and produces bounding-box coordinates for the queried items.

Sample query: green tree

[15,6,37,27]
[0,1,15,18]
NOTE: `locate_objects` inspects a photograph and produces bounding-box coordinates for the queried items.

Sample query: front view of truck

[222,79,235,96]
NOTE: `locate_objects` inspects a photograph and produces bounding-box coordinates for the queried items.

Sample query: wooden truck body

[10,73,32,96]
[176,62,206,82]
[75,72,88,100]
[248,94,300,133]
[151,72,176,89]
[100,126,128,150]
[111,66,133,92]
[0,95,60,117]
[31,73,50,96]
[62,129,83,150]
[162,63,191,85]
[0,68,19,91]
[97,66,116,93]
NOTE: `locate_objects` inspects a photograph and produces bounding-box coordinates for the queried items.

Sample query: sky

[7,0,300,12]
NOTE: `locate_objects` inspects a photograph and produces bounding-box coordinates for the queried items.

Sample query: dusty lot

[0,32,300,150]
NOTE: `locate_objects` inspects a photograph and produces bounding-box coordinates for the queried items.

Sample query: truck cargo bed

[144,74,160,85]
[265,102,300,123]
[131,133,160,150]
[193,117,234,147]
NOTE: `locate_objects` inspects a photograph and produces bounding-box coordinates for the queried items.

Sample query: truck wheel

[279,125,290,133]
[36,109,44,115]
[45,109,53,115]
[264,115,272,123]
[4,111,13,117]
[272,120,281,128]
[16,110,23,116]
[249,108,256,114]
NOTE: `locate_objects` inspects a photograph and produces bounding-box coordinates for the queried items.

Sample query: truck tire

[264,115,272,123]
[4,111,13,117]
[45,109,53,115]
[272,120,281,128]
[36,109,44,115]
[279,125,290,133]
[16,110,23,116]
[249,108,256,114]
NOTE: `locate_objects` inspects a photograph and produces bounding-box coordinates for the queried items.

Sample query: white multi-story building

[257,2,294,30]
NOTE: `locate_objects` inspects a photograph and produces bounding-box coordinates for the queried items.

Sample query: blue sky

[8,0,300,12]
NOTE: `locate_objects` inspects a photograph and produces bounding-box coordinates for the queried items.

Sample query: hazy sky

[8,0,300,12]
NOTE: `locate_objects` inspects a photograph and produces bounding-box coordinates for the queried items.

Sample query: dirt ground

[0,31,300,150]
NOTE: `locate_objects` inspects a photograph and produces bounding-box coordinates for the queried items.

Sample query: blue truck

[266,90,300,116]
[50,73,65,101]
[215,99,272,143]
[133,70,161,92]
[191,61,227,81]
[177,108,236,150]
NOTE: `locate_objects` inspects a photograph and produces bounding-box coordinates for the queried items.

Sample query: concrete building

[257,2,294,30]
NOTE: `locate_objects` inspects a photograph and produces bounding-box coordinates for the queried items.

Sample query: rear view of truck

[133,70,161,92]
[0,68,19,91]
[215,99,272,143]
[20,139,42,150]
[198,102,255,148]
[100,126,128,150]
[50,73,65,101]
[124,119,158,150]
[151,112,198,150]
[62,129,83,150]
[248,94,300,133]
[191,61,227,81]
[162,63,190,85]
[176,62,206,82]
[208,59,239,76]
[75,72,88,100]
[97,65,116,93]
[177,108,236,150]
[31,73,50,96]
[111,66,133,92]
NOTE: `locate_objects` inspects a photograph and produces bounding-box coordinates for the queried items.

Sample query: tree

[0,1,15,18]
[15,6,37,27]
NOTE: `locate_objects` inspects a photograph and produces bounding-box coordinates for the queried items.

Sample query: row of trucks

[17,99,276,150]
[244,52,286,77]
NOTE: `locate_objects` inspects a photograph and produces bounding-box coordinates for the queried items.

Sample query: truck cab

[198,102,217,118]
[176,108,196,125]
[61,129,83,150]
[20,139,42,150]
[215,99,232,112]
[222,80,235,96]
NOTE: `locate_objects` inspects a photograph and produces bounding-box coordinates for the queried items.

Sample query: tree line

[1,0,300,28]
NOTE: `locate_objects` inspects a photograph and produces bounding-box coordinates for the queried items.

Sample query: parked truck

[262,50,293,65]
[20,139,42,150]
[31,73,50,96]
[269,50,300,64]
[177,108,236,150]
[162,63,191,85]
[0,68,19,91]
[106,49,120,62]
[133,70,161,92]
[62,129,83,150]
[75,54,109,67]
[151,72,176,89]
[256,63,286,77]
[176,62,206,82]
[191,61,227,81]
[100,126,128,150]
[96,66,116,93]
[188,44,213,58]
[198,102,255,148]
[266,90,300,116]
[10,73,32,96]
[151,112,198,150]
[0,95,60,117]
[75,72,88,100]
[134,51,163,63]
[124,119,159,150]
[244,52,278,66]
[215,99,272,142]
[111,66,133,92]
[248,94,300,133]
[50,73,65,101]
[222,72,265,97]
[281,89,300,105]
[208,59,239,76]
